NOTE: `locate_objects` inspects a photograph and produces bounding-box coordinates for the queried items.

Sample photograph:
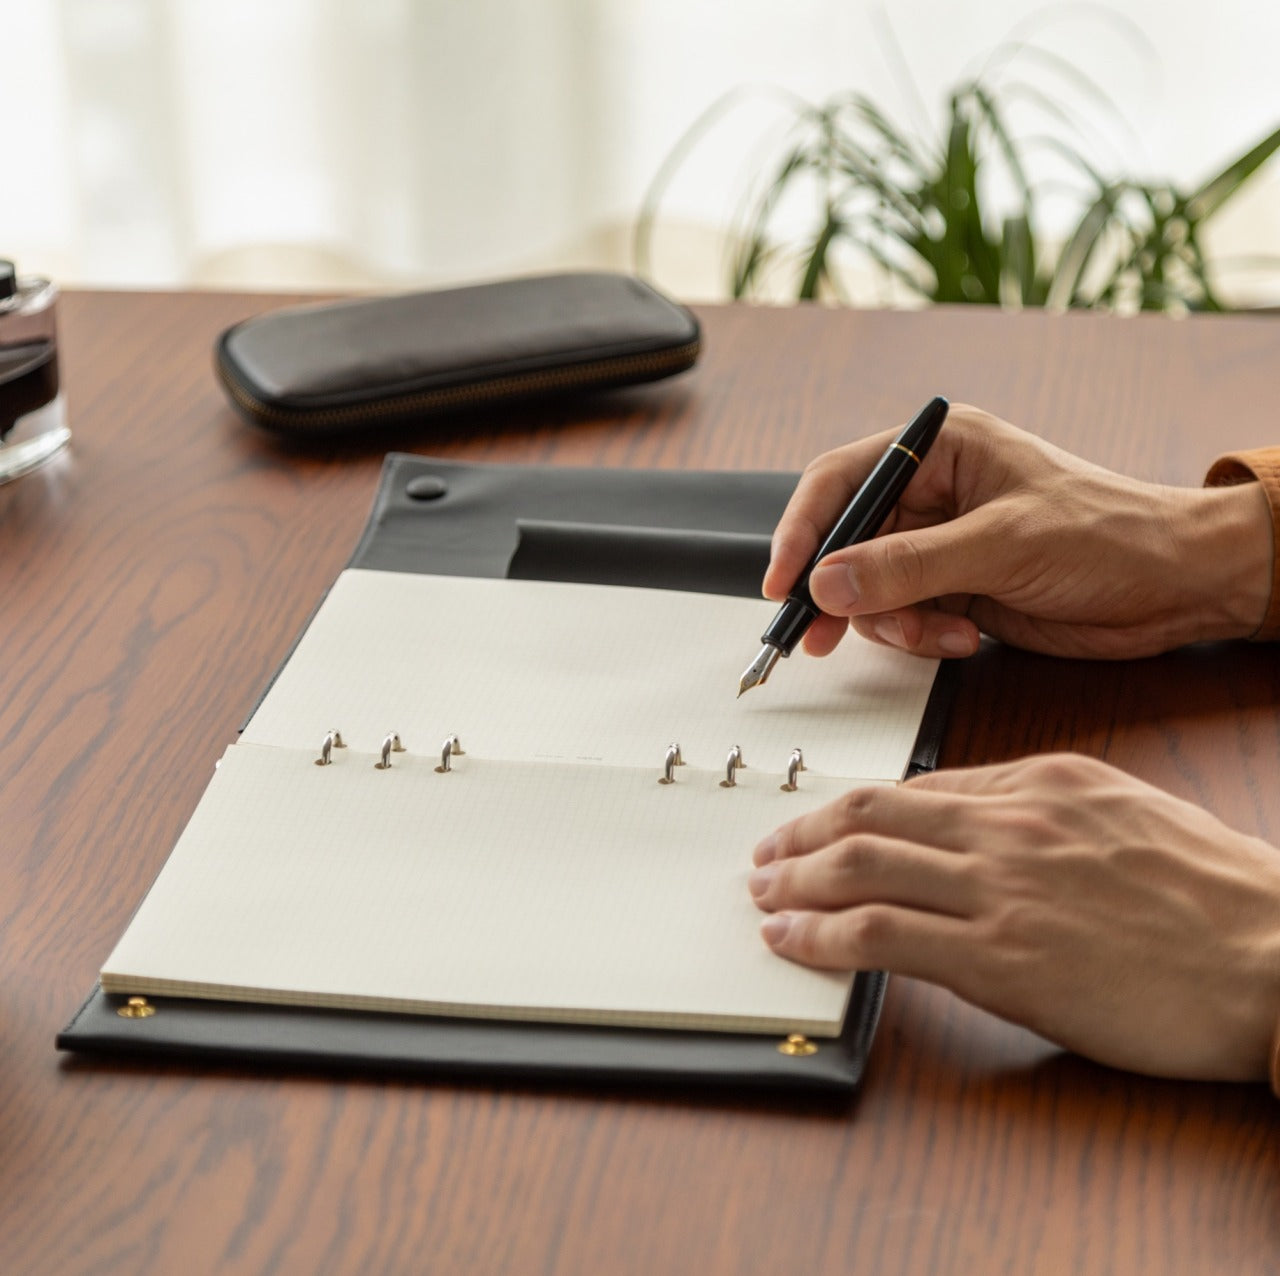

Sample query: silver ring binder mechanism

[435,736,463,773]
[321,734,812,789]
[657,743,684,784]
[780,748,805,792]
[315,729,346,766]
[719,745,745,789]
[311,731,467,770]
[657,744,806,789]
[375,733,406,770]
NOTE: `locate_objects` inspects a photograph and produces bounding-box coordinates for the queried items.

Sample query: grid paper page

[103,743,857,1035]
[242,569,939,783]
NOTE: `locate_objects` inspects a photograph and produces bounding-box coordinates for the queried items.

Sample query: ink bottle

[0,259,69,484]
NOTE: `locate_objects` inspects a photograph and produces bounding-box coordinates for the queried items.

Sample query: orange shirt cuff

[1204,447,1280,641]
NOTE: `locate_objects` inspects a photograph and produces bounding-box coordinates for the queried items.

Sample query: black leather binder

[59,454,955,1097]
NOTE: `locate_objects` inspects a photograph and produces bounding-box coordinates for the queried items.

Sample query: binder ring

[719,745,745,788]
[435,736,461,773]
[315,729,346,767]
[375,733,404,770]
[658,742,683,785]
[780,748,805,792]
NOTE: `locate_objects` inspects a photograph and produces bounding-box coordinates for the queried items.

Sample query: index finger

[764,427,900,601]
[752,782,980,866]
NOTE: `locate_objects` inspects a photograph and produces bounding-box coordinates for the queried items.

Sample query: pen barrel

[758,397,946,666]
[764,451,917,657]
[793,447,916,594]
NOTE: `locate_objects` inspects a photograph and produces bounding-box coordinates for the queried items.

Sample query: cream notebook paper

[102,570,940,1036]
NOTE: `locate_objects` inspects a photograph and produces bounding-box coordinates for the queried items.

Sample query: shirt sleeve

[1204,446,1280,641]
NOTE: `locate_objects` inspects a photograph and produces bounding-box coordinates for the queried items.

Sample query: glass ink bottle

[0,259,69,485]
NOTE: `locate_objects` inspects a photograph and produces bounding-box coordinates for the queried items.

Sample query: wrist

[1247,900,1280,1092]
[1262,928,1280,1096]
[1238,891,1280,1088]
[1175,483,1273,643]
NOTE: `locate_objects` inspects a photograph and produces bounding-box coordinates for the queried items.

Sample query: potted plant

[636,48,1280,313]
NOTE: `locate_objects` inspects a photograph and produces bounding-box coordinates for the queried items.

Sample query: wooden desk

[2,292,1277,1275]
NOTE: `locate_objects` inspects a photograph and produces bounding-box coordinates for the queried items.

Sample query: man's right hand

[764,405,1272,661]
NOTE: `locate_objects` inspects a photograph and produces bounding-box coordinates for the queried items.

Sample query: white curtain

[2,0,1278,300]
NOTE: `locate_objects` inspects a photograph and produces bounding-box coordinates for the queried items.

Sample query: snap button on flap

[117,997,156,1018]
[405,475,447,501]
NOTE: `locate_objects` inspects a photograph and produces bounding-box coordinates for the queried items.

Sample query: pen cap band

[763,600,819,654]
[1204,447,1280,641]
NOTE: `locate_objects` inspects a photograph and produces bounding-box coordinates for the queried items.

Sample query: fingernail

[753,833,778,866]
[809,563,859,610]
[761,914,792,946]
[747,864,778,898]
[874,616,905,647]
[937,629,973,656]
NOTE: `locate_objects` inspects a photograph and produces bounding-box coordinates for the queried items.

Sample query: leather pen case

[214,271,701,437]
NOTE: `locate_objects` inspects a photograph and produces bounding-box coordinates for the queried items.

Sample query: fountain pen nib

[737,643,782,698]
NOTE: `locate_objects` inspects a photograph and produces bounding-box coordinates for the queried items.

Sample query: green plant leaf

[1001,213,1044,305]
[1187,123,1280,222]
[796,210,843,300]
[1046,186,1121,309]
[970,84,1033,204]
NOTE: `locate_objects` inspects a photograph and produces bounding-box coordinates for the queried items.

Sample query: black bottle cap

[0,260,15,299]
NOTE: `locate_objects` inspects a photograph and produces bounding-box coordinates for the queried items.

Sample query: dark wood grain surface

[1,292,1277,1275]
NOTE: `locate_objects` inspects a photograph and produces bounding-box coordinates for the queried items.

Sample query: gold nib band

[891,442,922,464]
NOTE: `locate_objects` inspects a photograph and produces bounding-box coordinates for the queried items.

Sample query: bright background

[3,0,1278,302]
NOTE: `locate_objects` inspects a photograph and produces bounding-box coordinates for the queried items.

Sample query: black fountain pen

[737,396,950,697]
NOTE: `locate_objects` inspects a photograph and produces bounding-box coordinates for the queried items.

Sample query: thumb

[809,508,1009,617]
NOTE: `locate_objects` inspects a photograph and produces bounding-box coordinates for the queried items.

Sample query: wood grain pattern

[1,292,1277,1276]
